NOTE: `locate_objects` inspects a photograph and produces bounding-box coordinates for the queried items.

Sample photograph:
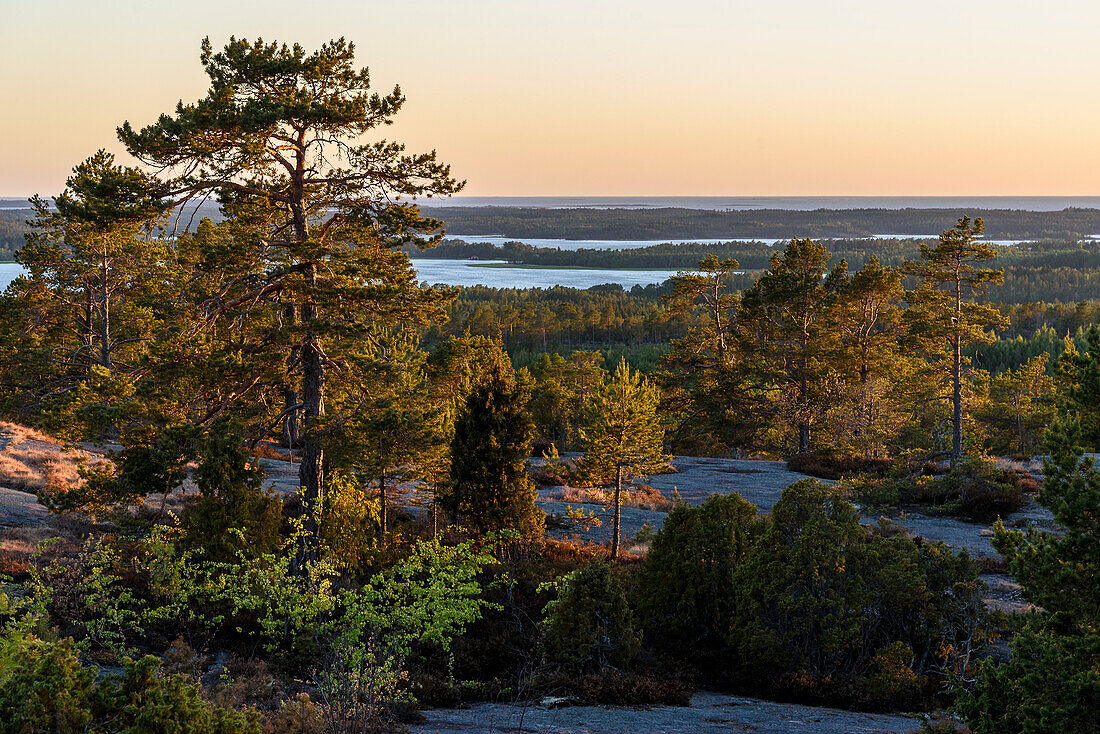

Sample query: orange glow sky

[3,0,1099,197]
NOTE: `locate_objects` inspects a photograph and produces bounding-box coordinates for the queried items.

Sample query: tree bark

[610,464,623,560]
[952,335,963,469]
[296,269,325,568]
[379,473,388,540]
[799,365,810,454]
[952,273,964,469]
[283,303,300,448]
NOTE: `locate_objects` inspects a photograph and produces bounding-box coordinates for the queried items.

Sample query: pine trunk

[610,465,623,560]
[952,336,963,469]
[283,303,300,448]
[296,286,325,568]
[379,473,388,540]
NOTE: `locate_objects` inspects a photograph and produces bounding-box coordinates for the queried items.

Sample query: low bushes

[0,631,261,734]
[634,480,988,711]
[786,453,893,480]
[842,458,1036,522]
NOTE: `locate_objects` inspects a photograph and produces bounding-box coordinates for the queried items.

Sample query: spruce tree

[446,364,544,537]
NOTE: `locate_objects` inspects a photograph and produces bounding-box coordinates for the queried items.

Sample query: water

[426,196,1100,212]
[0,263,23,291]
[0,260,678,292]
[411,259,677,288]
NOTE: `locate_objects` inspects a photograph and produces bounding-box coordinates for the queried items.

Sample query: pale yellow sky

[2,0,1099,197]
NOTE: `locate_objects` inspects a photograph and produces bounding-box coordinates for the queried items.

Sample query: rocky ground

[413,691,922,734]
[0,434,1050,733]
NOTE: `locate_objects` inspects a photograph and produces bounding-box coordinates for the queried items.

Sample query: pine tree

[117,37,462,563]
[6,152,171,439]
[975,354,1055,456]
[830,256,907,458]
[905,216,1005,467]
[578,358,668,559]
[339,395,447,541]
[659,256,745,451]
[736,238,847,454]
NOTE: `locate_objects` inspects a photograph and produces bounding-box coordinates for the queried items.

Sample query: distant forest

[8,205,1100,261]
[421,205,1100,240]
[413,238,1100,304]
[0,209,31,261]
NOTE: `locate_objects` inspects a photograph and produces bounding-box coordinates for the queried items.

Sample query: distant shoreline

[8,195,1100,213]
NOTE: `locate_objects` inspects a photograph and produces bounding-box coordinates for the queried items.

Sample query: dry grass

[544,482,674,512]
[992,456,1044,476]
[251,440,300,463]
[0,420,110,496]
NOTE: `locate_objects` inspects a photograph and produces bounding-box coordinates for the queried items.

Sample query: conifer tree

[830,256,907,457]
[960,416,1100,731]
[445,364,544,537]
[905,217,1005,467]
[340,396,447,540]
[1053,324,1100,448]
[579,358,668,559]
[736,239,847,454]
[6,152,171,438]
[117,37,462,563]
[975,354,1055,456]
[659,256,745,450]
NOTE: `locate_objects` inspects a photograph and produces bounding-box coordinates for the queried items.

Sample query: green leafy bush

[0,627,260,734]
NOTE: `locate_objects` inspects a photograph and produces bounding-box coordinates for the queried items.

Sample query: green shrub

[958,417,1100,732]
[957,621,1100,734]
[182,420,282,560]
[921,459,1032,521]
[0,632,95,733]
[787,453,894,480]
[634,493,760,671]
[842,457,1035,521]
[840,474,903,510]
[0,627,260,734]
[728,480,986,709]
[542,561,639,672]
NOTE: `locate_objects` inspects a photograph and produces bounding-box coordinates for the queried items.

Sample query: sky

[2,0,1099,197]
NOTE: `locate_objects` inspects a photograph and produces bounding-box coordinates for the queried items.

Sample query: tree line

[421,204,1100,239]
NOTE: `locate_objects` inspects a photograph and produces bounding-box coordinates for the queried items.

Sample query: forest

[419,204,1100,240]
[0,37,1097,734]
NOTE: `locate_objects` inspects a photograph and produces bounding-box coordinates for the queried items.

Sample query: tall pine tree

[117,37,462,563]
[905,216,1004,467]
